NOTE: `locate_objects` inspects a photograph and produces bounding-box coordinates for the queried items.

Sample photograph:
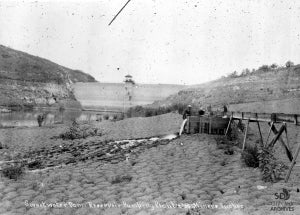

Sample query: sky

[0,0,300,85]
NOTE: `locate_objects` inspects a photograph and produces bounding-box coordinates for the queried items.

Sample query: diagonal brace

[268,123,293,161]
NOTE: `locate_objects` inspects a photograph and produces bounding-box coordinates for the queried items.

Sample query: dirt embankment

[0,78,81,110]
[153,66,300,114]
[0,44,96,109]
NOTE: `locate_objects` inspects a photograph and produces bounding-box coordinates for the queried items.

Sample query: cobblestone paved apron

[1,134,300,215]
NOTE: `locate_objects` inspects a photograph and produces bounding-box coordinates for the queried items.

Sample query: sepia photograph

[0,0,300,214]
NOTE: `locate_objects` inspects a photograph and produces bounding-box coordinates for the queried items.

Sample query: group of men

[182,104,228,133]
[182,104,228,119]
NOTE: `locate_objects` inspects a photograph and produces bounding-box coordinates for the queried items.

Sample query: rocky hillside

[153,65,300,114]
[0,45,96,109]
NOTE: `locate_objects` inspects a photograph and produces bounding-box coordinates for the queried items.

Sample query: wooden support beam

[268,124,285,147]
[209,117,212,134]
[257,121,264,145]
[266,122,273,146]
[230,112,300,125]
[285,135,300,182]
[225,116,233,136]
[283,122,291,150]
[268,123,293,161]
[188,116,191,134]
[242,119,250,151]
[199,117,202,133]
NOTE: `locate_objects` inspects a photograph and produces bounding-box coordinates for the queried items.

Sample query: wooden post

[285,135,300,182]
[266,122,273,146]
[209,117,212,134]
[242,119,250,151]
[257,121,263,145]
[199,117,202,133]
[188,116,191,134]
[283,122,291,150]
[225,116,233,136]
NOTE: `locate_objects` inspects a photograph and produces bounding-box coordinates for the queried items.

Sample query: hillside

[152,66,300,114]
[73,82,187,110]
[0,45,96,109]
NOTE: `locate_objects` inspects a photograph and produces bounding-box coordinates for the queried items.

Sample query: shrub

[58,120,101,140]
[285,61,294,68]
[0,142,8,149]
[258,65,270,72]
[258,145,288,182]
[27,159,43,170]
[240,68,251,76]
[103,115,109,120]
[23,103,34,110]
[145,109,154,117]
[227,71,238,78]
[116,114,125,121]
[134,105,143,112]
[1,163,25,180]
[224,148,234,155]
[125,102,188,118]
[241,145,260,168]
[170,103,186,114]
[1,54,11,58]
[241,142,288,182]
[126,109,132,118]
[270,63,278,69]
[111,175,132,184]
[6,100,23,110]
[237,121,245,132]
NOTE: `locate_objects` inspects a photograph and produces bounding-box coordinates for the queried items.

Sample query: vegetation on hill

[225,60,295,79]
[0,45,95,84]
[126,103,187,118]
[151,62,300,114]
[0,45,96,110]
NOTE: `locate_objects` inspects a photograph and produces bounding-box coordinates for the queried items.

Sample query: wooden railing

[227,111,300,125]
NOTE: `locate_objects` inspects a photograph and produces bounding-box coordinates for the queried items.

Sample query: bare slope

[0,45,96,109]
[153,66,300,114]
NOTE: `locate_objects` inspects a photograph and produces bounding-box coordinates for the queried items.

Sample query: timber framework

[185,111,300,183]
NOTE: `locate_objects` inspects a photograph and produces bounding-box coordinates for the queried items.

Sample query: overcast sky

[0,0,300,85]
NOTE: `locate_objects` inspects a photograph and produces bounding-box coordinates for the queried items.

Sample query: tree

[258,65,269,72]
[228,71,238,78]
[270,63,278,69]
[241,68,250,76]
[285,61,294,68]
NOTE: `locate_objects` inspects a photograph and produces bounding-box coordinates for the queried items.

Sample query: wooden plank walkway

[227,111,300,125]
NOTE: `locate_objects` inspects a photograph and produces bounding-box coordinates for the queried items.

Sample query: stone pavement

[1,134,300,215]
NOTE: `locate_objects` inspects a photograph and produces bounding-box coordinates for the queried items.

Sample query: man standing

[207,104,213,115]
[182,105,192,134]
[223,104,228,116]
[183,105,192,119]
[198,108,205,116]
[37,114,44,127]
